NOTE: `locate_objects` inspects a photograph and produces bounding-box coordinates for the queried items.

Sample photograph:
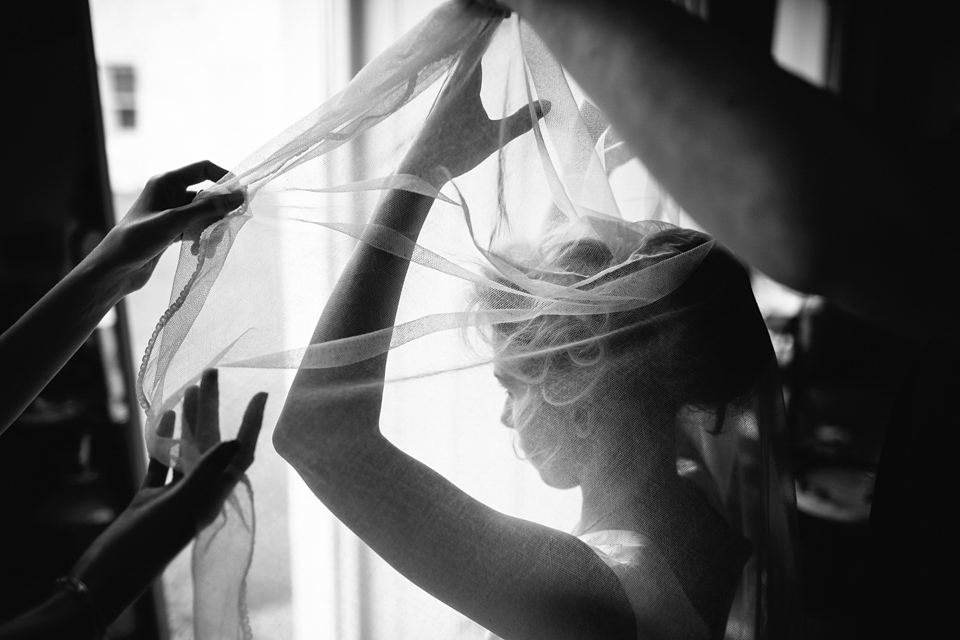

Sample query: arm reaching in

[0,373,266,640]
[0,161,245,435]
[274,31,635,640]
[495,0,957,338]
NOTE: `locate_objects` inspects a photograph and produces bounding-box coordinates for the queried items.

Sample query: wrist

[396,160,449,191]
[77,236,141,302]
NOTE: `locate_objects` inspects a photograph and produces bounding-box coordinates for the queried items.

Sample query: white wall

[91,0,328,192]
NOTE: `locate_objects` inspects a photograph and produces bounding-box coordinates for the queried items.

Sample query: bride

[274,26,785,640]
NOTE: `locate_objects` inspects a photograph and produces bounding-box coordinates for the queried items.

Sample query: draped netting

[137,3,802,639]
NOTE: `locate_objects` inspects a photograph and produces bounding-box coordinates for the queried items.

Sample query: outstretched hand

[88,161,244,294]
[400,25,549,188]
[176,368,262,526]
[68,370,266,624]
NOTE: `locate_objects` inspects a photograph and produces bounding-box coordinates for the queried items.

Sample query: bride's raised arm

[273,36,636,640]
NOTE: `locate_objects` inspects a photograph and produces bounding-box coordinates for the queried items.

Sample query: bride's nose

[500,399,514,429]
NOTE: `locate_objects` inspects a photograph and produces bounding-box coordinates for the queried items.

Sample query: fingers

[162,160,230,189]
[182,369,221,452]
[463,16,499,61]
[143,410,177,488]
[171,389,266,530]
[195,369,221,452]
[234,392,268,472]
[156,409,176,439]
[182,385,199,444]
[140,160,241,239]
[158,376,264,506]
[444,21,495,95]
[503,99,551,145]
[171,191,245,229]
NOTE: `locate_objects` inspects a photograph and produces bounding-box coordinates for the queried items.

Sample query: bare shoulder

[580,531,711,640]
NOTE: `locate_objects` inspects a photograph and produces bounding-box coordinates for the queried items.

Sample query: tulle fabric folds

[137,3,801,639]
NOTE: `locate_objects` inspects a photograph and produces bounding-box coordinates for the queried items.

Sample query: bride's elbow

[272,397,322,466]
[272,396,383,470]
[272,410,301,465]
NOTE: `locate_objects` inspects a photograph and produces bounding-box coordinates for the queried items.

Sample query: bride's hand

[399,25,549,188]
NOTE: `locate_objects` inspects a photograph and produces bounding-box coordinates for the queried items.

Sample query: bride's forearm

[274,185,435,451]
[283,429,635,640]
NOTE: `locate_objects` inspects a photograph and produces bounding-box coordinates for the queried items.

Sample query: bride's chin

[532,460,581,490]
[519,438,581,489]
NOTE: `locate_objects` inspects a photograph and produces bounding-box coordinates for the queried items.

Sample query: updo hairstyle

[471,225,770,440]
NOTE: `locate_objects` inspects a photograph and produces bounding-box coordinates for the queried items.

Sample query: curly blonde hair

[470,225,769,443]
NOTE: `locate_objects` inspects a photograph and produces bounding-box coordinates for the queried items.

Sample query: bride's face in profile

[495,365,586,490]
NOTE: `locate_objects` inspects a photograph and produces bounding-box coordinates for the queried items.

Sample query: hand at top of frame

[399,26,549,188]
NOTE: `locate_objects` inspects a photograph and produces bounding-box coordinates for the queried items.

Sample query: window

[108,64,137,129]
[90,3,580,639]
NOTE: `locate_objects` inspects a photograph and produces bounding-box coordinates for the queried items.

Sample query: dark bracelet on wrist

[55,576,107,638]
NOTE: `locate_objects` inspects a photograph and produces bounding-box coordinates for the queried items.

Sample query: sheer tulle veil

[137,3,802,639]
